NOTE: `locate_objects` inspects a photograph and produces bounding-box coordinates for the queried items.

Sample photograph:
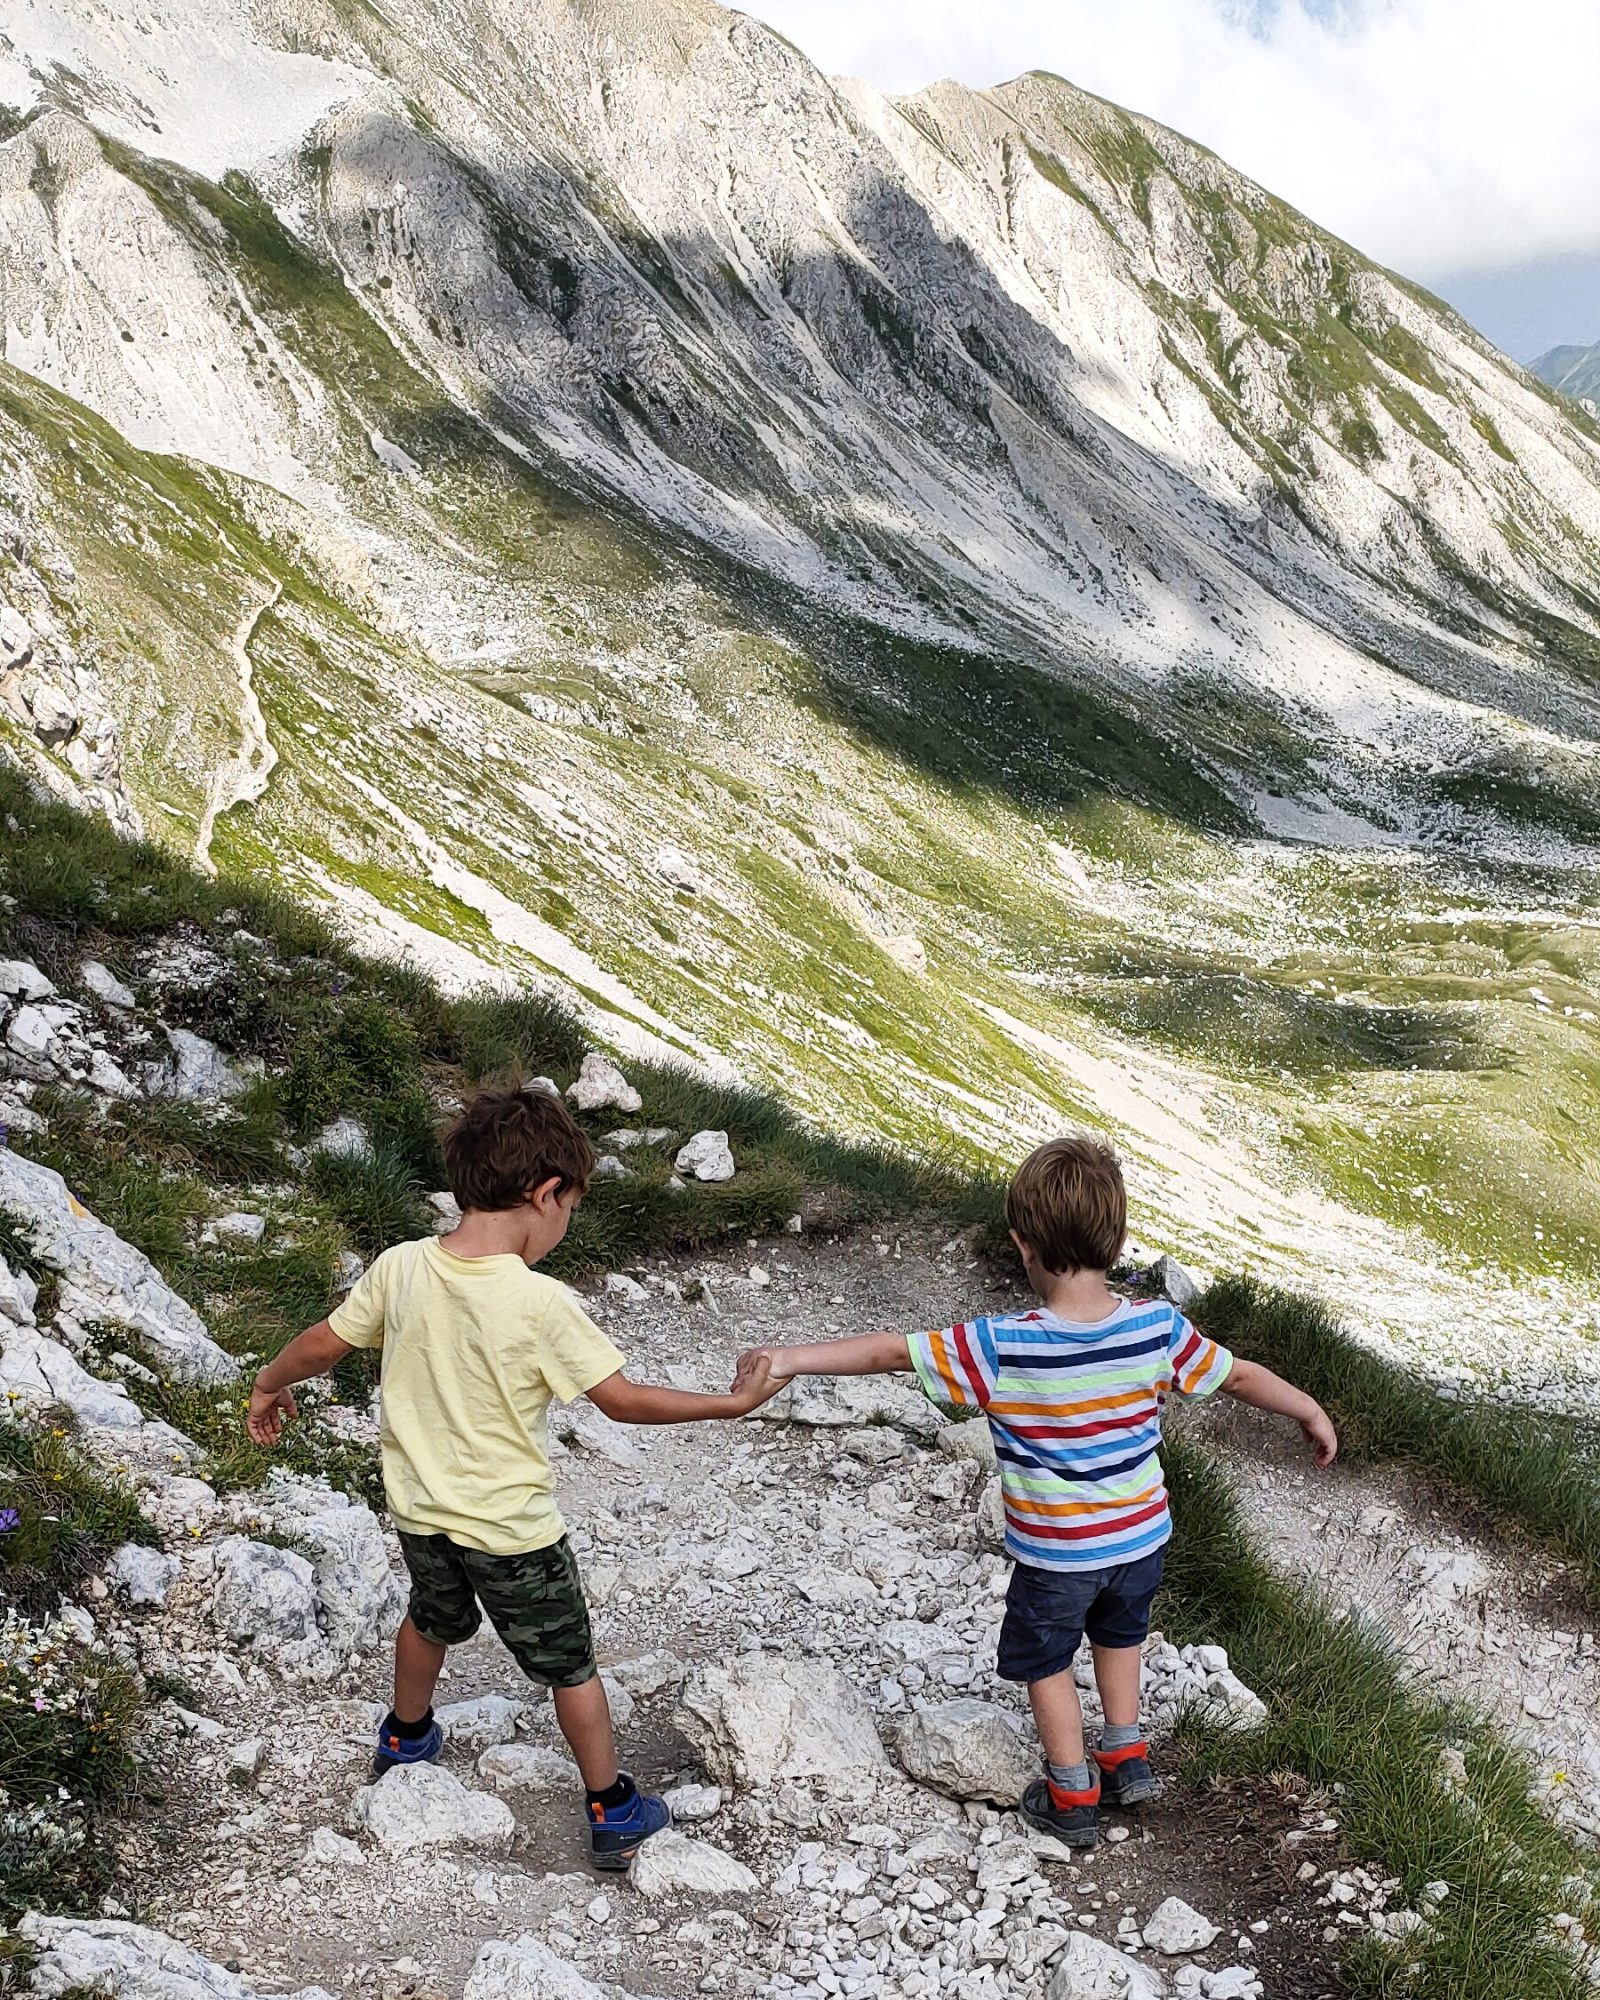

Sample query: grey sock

[1099,1722,1143,1752]
[1047,1759,1092,1792]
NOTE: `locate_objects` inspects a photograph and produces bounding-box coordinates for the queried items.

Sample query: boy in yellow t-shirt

[247,1085,778,1871]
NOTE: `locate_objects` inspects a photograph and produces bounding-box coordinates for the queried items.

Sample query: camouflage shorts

[396,1530,597,1688]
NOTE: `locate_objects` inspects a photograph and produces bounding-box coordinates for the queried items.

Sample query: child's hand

[728,1351,783,1415]
[247,1379,298,1446]
[735,1344,787,1388]
[1301,1404,1339,1469]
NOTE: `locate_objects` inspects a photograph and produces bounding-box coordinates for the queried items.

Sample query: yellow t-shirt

[328,1237,624,1555]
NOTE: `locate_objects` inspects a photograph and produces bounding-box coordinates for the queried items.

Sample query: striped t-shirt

[908,1300,1233,1570]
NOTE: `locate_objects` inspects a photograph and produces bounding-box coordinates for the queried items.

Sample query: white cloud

[740,0,1600,279]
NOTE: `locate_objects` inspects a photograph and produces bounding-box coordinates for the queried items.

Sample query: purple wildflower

[0,1509,19,1534]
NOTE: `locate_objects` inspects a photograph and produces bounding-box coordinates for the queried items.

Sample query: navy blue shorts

[996,1548,1166,1684]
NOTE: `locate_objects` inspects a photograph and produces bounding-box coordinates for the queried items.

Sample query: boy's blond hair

[1007,1134,1127,1275]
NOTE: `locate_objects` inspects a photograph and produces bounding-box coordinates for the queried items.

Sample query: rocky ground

[18,1215,1587,2000]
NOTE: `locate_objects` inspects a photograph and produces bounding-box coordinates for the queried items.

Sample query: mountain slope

[1533,339,1600,411]
[2,0,1600,1389]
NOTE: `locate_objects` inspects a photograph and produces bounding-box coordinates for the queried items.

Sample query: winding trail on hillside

[195,578,282,877]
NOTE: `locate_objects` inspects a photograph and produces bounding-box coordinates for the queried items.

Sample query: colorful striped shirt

[908,1300,1233,1571]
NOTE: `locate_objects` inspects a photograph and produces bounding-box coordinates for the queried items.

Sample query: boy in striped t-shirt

[737,1135,1336,1849]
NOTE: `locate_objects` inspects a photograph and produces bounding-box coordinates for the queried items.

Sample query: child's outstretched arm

[587,1353,783,1426]
[1221,1357,1338,1468]
[735,1331,913,1384]
[248,1319,356,1445]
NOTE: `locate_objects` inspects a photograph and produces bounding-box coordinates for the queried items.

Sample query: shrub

[307,1144,429,1262]
[0,1610,141,1920]
[449,988,590,1083]
[0,1419,157,1618]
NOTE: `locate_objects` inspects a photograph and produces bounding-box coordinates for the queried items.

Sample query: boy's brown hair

[443,1086,596,1212]
[1007,1134,1127,1275]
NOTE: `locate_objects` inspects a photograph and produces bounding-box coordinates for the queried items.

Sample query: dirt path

[1198,1400,1600,1843]
[195,579,282,877]
[108,1228,1596,2000]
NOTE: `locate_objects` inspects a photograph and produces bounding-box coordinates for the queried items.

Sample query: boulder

[437,1693,526,1751]
[258,1472,407,1656]
[144,1027,247,1103]
[1141,1898,1219,1955]
[674,1130,735,1182]
[351,1762,515,1855]
[476,1742,581,1793]
[676,1657,889,1790]
[0,1149,235,1384]
[428,1191,462,1232]
[212,1537,322,1665]
[107,1543,179,1608]
[894,1700,1035,1806]
[79,960,136,1010]
[308,1117,372,1160]
[0,1326,145,1429]
[1045,1931,1167,2000]
[464,1937,605,2000]
[629,1829,757,1898]
[566,1053,641,1115]
[19,1916,336,2000]
[938,1420,997,1472]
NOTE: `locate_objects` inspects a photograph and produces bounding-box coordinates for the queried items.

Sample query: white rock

[761,1372,943,1439]
[0,1325,145,1428]
[0,1254,38,1326]
[662,1782,724,1822]
[204,1212,266,1246]
[464,1936,606,2000]
[1142,1898,1220,1955]
[630,1828,757,1898]
[211,1537,322,1664]
[0,1149,235,1383]
[19,1916,337,2000]
[257,1471,407,1657]
[79,961,136,1009]
[1146,1255,1200,1310]
[144,1027,247,1103]
[428,1190,462,1231]
[603,1271,648,1303]
[1203,1972,1262,1999]
[566,1052,642,1115]
[677,1656,890,1789]
[591,1154,631,1181]
[309,1116,372,1160]
[225,1737,266,1783]
[477,1742,581,1792]
[894,1700,1035,1806]
[351,1762,516,1854]
[437,1693,527,1751]
[674,1129,735,1182]
[0,959,54,1002]
[308,1826,365,1867]
[938,1420,998,1471]
[107,1542,179,1608]
[1045,1931,1168,1999]
[0,607,33,669]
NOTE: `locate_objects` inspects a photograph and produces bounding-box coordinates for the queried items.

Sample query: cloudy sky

[747,0,1600,361]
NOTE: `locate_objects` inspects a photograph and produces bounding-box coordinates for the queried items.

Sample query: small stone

[436,1694,526,1751]
[674,1130,736,1183]
[309,1826,365,1867]
[226,1738,267,1785]
[1142,1897,1220,1954]
[476,1743,581,1793]
[629,1830,758,1899]
[351,1762,515,1854]
[79,960,136,1009]
[567,1052,642,1115]
[663,1783,724,1822]
[107,1543,179,1608]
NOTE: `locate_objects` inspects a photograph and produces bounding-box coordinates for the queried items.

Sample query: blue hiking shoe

[588,1776,672,1871]
[1095,1740,1160,1808]
[372,1717,445,1777]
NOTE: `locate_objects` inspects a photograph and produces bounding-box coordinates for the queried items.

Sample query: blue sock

[1047,1759,1092,1793]
[1100,1722,1143,1751]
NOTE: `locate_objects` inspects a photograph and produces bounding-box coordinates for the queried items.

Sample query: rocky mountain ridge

[2,0,1600,1377]
[1534,340,1600,415]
